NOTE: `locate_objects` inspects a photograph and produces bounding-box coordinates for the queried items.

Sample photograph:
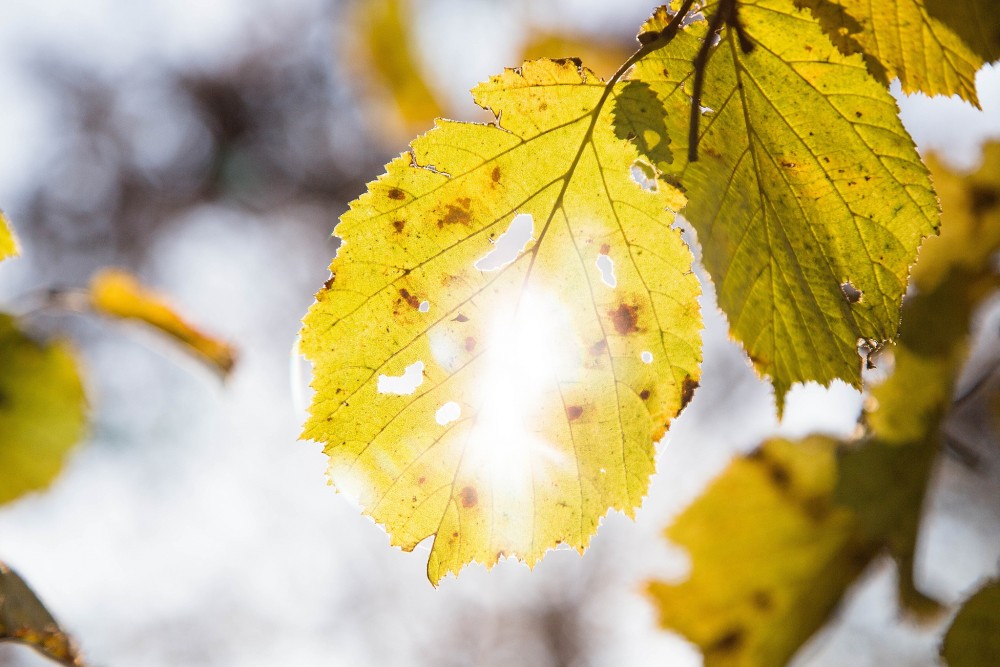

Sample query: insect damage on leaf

[300,58,702,584]
[621,0,939,410]
[0,314,87,506]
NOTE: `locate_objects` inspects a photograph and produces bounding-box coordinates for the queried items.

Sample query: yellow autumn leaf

[798,0,984,105]
[646,437,875,667]
[89,269,237,376]
[624,1,939,407]
[0,314,87,506]
[941,580,1000,666]
[0,212,18,261]
[300,58,702,584]
[0,561,83,666]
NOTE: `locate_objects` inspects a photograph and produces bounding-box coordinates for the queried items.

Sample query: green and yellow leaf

[300,58,702,584]
[0,314,87,506]
[89,269,237,376]
[941,580,1000,666]
[924,0,1000,65]
[647,437,875,667]
[798,0,984,105]
[625,1,939,407]
[0,212,18,262]
[0,561,82,666]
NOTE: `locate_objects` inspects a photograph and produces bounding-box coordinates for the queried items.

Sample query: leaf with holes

[797,0,985,105]
[300,58,702,583]
[0,314,87,505]
[0,212,17,262]
[621,1,939,408]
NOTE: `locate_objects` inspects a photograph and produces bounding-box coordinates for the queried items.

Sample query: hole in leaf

[435,401,461,425]
[630,161,657,191]
[474,214,533,271]
[596,253,617,288]
[841,281,863,303]
[641,351,653,364]
[377,360,425,395]
[418,300,430,312]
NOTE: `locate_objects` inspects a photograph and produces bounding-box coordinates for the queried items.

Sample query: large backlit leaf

[623,2,939,407]
[300,58,702,583]
[0,561,82,666]
[0,212,18,262]
[798,0,984,105]
[0,314,87,505]
[941,580,1000,666]
[647,437,875,667]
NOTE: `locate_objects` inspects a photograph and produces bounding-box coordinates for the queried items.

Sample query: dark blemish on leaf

[780,161,795,168]
[566,405,584,421]
[459,486,478,508]
[393,220,406,232]
[609,303,639,335]
[864,175,872,181]
[438,197,473,227]
[388,188,406,200]
[323,275,335,290]
[640,389,651,400]
[600,243,611,255]
[855,111,862,118]
[452,531,459,538]
[680,376,698,409]
[841,281,863,303]
[418,476,426,485]
[491,166,501,183]
[399,288,420,309]
[465,336,477,352]
[453,313,470,323]
[971,185,999,216]
[803,497,830,522]
[768,462,791,490]
[823,156,830,164]
[710,628,744,653]
[752,590,773,611]
[590,340,607,356]
[539,102,548,111]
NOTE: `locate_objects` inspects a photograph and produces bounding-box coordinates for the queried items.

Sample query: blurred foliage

[89,269,237,376]
[942,579,1000,666]
[0,313,86,507]
[0,562,81,666]
[648,139,1000,665]
[0,213,18,262]
[924,0,1000,64]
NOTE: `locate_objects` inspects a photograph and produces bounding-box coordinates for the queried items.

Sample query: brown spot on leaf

[680,376,698,409]
[640,389,651,400]
[439,197,472,228]
[752,590,773,611]
[971,185,999,216]
[459,486,478,508]
[599,243,611,255]
[392,220,406,232]
[388,188,406,200]
[539,102,548,111]
[399,288,420,309]
[767,462,791,490]
[453,313,470,323]
[491,166,501,183]
[710,628,744,654]
[418,476,426,485]
[566,405,584,421]
[465,336,477,352]
[609,303,639,335]
[590,339,607,356]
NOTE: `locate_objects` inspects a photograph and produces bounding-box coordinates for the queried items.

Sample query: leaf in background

[941,580,1000,666]
[797,0,983,105]
[89,269,237,377]
[0,212,18,262]
[647,437,876,667]
[624,1,939,409]
[300,58,702,584]
[0,314,86,506]
[0,561,82,666]
[520,31,633,81]
[348,0,445,139]
[924,0,1000,64]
